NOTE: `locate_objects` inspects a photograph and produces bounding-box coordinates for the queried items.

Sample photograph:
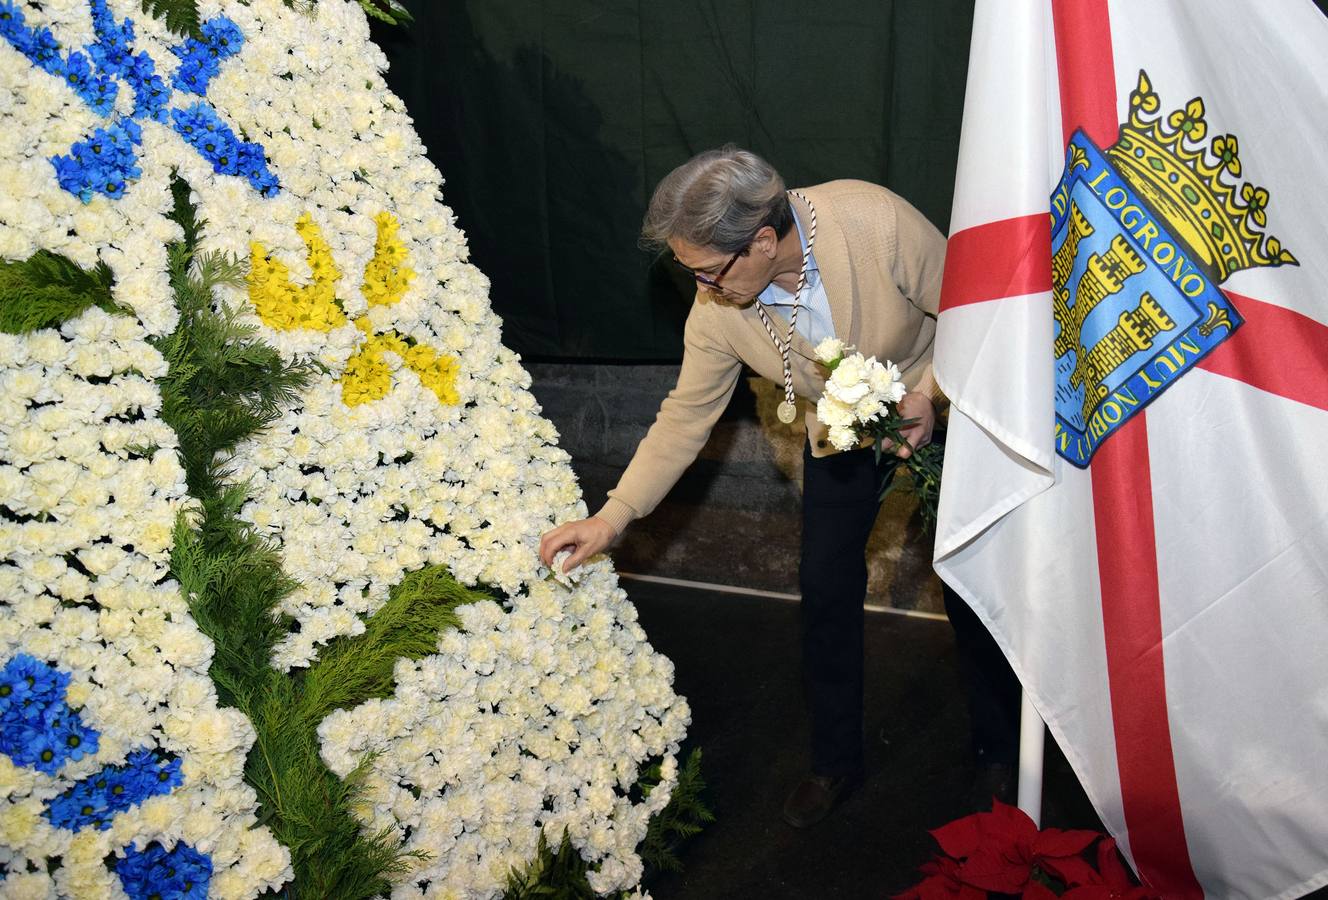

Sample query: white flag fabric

[933,1,1328,898]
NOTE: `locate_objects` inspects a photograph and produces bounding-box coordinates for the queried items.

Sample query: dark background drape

[372,1,976,360]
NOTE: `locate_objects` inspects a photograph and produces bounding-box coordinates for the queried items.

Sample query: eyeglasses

[674,245,748,289]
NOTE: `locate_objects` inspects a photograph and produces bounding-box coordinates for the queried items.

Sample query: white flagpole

[1017,689,1045,825]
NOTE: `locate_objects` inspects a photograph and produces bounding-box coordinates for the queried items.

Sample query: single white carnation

[813,336,845,364]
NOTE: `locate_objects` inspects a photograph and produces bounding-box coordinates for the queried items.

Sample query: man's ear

[754,224,779,258]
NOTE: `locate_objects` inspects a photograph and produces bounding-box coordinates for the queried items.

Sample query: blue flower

[0,1,27,42]
[9,722,63,774]
[61,50,119,116]
[0,654,44,710]
[0,653,66,715]
[200,17,243,54]
[170,102,279,195]
[63,49,92,90]
[115,842,212,900]
[27,26,62,73]
[45,748,182,832]
[169,16,242,96]
[3,2,277,199]
[88,13,136,77]
[0,654,102,773]
[125,52,171,121]
[50,711,99,763]
[48,119,145,203]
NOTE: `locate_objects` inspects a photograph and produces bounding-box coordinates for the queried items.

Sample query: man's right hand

[538,516,618,574]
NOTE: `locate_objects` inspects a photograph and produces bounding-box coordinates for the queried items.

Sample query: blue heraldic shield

[1050,131,1243,467]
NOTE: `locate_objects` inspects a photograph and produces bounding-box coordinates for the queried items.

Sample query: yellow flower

[340,327,459,407]
[361,211,415,308]
[249,211,457,408]
[248,213,346,333]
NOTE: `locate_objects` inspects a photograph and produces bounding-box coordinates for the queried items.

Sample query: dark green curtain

[373,1,975,360]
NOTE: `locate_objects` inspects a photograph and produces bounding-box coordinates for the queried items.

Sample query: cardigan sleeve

[889,193,948,318]
[888,192,949,407]
[595,301,743,533]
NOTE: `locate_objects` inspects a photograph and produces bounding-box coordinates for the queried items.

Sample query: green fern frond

[299,566,489,718]
[170,171,206,252]
[140,0,203,39]
[639,748,714,875]
[503,830,597,900]
[0,250,121,334]
[192,249,248,291]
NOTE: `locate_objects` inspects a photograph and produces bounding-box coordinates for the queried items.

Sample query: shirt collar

[758,213,818,305]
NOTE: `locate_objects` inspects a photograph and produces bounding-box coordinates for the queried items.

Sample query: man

[539,146,1019,827]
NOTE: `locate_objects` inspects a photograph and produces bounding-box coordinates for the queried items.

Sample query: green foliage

[139,0,202,38]
[157,174,489,897]
[0,249,121,334]
[503,831,597,900]
[170,174,205,252]
[891,443,944,533]
[236,566,485,898]
[152,181,319,496]
[639,748,713,875]
[503,749,713,897]
[357,0,414,26]
[300,566,487,715]
[277,0,412,26]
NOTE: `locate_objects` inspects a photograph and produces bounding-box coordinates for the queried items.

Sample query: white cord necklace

[755,190,817,425]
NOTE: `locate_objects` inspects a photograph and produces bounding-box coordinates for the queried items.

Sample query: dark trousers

[799,439,1021,776]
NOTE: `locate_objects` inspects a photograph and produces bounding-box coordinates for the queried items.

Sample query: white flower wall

[0,0,689,896]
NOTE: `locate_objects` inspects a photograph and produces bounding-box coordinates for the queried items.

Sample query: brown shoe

[781,773,860,828]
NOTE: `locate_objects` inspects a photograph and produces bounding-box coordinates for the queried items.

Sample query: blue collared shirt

[756,213,834,346]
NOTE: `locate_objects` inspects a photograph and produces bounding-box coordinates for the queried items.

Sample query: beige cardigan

[596,180,947,533]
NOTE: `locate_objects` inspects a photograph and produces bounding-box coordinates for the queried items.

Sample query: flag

[933,2,1328,897]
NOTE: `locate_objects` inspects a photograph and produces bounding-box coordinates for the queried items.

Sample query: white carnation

[814,336,846,364]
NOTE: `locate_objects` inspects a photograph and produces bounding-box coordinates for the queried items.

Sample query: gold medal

[777,400,798,424]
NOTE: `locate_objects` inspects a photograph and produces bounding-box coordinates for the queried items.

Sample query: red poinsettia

[1059,838,1157,900]
[893,855,986,900]
[895,800,1158,899]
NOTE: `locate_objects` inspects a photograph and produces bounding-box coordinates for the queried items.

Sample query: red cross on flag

[933,1,1328,897]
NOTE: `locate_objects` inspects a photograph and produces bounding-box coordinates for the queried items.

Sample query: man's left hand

[893,391,936,459]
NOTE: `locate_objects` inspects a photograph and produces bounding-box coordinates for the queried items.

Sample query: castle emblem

[1051,71,1296,466]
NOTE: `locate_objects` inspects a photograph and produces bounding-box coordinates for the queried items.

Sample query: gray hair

[641,145,793,253]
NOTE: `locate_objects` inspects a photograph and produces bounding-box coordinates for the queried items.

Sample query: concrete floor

[627,578,1102,899]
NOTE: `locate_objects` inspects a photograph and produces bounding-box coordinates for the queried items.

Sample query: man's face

[668,237,769,307]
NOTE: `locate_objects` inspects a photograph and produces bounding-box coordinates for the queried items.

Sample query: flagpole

[1017,689,1045,825]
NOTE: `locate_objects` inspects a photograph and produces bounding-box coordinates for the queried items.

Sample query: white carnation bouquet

[813,338,944,528]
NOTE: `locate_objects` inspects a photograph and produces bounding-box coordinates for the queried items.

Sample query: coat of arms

[1052,71,1296,466]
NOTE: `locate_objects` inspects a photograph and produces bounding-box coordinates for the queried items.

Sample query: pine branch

[170,174,205,253]
[140,0,203,39]
[299,566,488,717]
[0,250,121,334]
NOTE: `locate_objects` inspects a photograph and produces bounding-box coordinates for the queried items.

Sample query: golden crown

[1105,71,1296,283]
